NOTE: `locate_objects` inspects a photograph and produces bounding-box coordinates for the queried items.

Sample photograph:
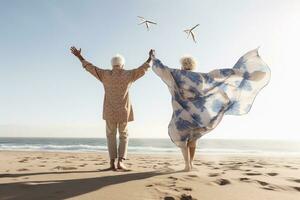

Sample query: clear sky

[0,0,300,139]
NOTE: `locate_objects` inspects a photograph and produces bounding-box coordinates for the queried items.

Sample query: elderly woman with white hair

[71,46,154,170]
[152,49,270,171]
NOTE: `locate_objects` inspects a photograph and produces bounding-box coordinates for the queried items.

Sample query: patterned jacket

[82,60,150,122]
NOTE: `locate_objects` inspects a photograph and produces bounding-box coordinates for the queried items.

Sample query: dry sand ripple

[0,151,300,200]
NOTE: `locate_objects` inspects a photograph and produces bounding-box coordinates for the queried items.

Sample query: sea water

[0,137,300,156]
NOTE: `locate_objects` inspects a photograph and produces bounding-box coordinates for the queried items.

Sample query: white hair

[180,55,197,71]
[111,54,125,66]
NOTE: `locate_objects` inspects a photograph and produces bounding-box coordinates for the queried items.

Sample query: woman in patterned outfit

[152,49,270,171]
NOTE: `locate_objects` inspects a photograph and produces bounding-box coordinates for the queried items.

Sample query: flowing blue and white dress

[152,49,271,147]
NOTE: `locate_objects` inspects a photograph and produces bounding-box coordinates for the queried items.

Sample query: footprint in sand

[226,166,241,171]
[288,178,300,184]
[214,178,231,186]
[168,176,179,181]
[164,195,195,200]
[239,177,251,182]
[164,197,175,200]
[256,180,269,186]
[187,174,198,178]
[266,172,278,176]
[282,165,298,170]
[261,186,277,191]
[239,177,281,191]
[181,187,192,191]
[145,184,153,187]
[180,194,195,200]
[244,172,262,176]
[17,168,29,171]
[208,173,219,177]
[292,187,300,192]
[53,166,77,170]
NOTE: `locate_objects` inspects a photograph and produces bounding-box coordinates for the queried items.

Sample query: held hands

[149,49,155,59]
[146,49,155,64]
[146,49,155,63]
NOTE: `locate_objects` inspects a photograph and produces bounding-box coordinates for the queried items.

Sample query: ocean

[0,137,300,156]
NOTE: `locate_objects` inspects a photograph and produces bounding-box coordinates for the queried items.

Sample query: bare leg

[180,146,191,171]
[188,140,197,169]
[189,147,196,168]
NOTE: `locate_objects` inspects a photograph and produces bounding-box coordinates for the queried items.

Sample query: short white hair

[111,54,125,66]
[180,55,197,71]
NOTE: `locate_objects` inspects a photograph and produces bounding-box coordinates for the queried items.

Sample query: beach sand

[0,151,299,200]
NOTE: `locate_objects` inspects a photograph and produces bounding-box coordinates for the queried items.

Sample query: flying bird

[138,16,157,31]
[184,24,200,43]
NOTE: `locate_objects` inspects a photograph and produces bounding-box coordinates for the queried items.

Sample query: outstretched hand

[70,46,85,61]
[146,49,155,64]
[149,49,155,59]
[70,46,82,57]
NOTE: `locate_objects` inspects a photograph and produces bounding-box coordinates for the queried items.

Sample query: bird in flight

[184,24,200,43]
[137,16,157,31]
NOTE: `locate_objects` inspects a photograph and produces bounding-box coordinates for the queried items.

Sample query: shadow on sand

[0,170,176,200]
[0,168,112,178]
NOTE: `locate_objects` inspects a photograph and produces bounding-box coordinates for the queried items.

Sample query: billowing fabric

[152,49,271,147]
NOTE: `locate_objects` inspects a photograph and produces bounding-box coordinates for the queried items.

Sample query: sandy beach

[0,151,299,200]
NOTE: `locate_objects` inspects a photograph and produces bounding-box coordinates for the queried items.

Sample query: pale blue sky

[1,0,300,139]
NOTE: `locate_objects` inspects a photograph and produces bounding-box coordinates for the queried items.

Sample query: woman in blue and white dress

[152,49,270,171]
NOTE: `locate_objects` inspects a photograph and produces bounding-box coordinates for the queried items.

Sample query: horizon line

[0,136,299,141]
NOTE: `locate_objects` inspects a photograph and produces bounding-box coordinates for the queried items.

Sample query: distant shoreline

[1,137,300,156]
[1,150,300,158]
[1,137,299,141]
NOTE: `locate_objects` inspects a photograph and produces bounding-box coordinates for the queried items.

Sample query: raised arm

[70,46,104,82]
[130,49,154,82]
[151,51,175,87]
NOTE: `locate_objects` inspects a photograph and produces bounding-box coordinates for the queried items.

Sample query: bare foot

[117,161,129,171]
[190,162,194,169]
[109,160,116,170]
[183,164,192,172]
